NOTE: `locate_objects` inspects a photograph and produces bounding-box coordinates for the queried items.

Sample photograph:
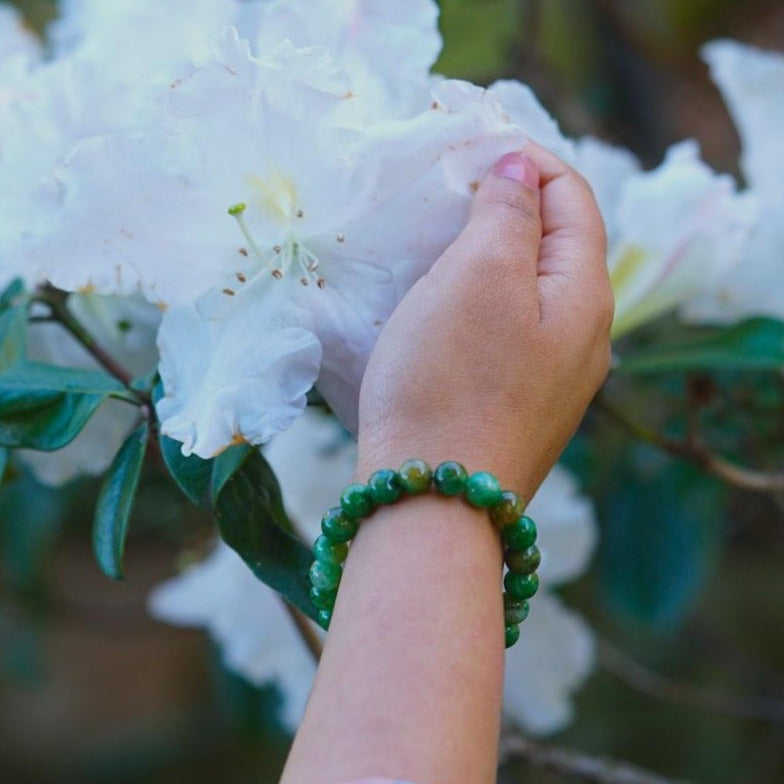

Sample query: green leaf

[616,318,784,374]
[213,448,316,621]
[0,363,126,450]
[0,306,28,371]
[160,435,213,506]
[211,443,253,503]
[92,421,149,580]
[598,447,726,626]
[0,278,25,313]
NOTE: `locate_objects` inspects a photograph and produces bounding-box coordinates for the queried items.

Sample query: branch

[599,637,784,724]
[499,733,692,784]
[595,395,784,493]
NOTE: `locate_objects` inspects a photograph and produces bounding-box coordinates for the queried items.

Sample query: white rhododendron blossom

[683,41,784,323]
[18,294,160,486]
[150,411,597,735]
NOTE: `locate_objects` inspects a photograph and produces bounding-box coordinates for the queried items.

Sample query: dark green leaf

[211,443,253,503]
[160,435,213,506]
[598,447,726,626]
[214,448,315,620]
[0,363,125,450]
[92,421,149,580]
[616,318,784,374]
[0,306,27,371]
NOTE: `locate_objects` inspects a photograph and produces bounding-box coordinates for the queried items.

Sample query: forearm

[281,493,505,784]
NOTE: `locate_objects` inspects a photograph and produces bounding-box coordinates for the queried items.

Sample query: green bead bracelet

[307,459,540,649]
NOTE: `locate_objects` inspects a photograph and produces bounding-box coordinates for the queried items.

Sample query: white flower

[575,139,753,337]
[17,294,160,486]
[682,41,784,323]
[151,411,597,735]
[503,464,598,734]
[21,28,529,456]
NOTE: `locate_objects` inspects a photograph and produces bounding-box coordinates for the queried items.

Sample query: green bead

[317,608,333,630]
[489,490,525,527]
[504,571,539,600]
[398,459,432,494]
[433,461,468,496]
[501,515,537,550]
[505,623,520,648]
[505,545,541,575]
[309,559,342,591]
[367,468,403,504]
[310,585,338,611]
[465,471,502,508]
[312,535,348,565]
[340,483,375,519]
[503,594,530,624]
[321,506,359,543]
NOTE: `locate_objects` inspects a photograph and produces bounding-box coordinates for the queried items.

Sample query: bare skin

[280,143,613,784]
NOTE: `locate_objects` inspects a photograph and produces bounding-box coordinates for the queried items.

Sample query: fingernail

[493,152,538,190]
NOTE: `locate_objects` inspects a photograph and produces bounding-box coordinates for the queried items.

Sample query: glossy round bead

[310,585,338,611]
[501,515,537,550]
[367,468,403,504]
[398,459,432,494]
[503,594,530,625]
[321,506,359,543]
[504,571,539,600]
[505,623,520,648]
[489,490,525,527]
[340,483,375,520]
[433,461,468,496]
[309,559,342,591]
[505,545,541,575]
[312,534,348,565]
[464,471,502,508]
[317,608,333,630]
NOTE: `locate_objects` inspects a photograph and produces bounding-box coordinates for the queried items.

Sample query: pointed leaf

[211,443,253,502]
[0,307,28,371]
[214,448,316,620]
[92,421,149,580]
[617,318,784,374]
[0,278,25,313]
[160,434,213,506]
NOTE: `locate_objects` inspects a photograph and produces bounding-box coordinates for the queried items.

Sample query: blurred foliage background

[3,1,784,783]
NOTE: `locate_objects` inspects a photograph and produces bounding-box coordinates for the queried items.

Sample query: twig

[595,395,784,493]
[499,732,693,784]
[281,600,323,665]
[599,637,784,724]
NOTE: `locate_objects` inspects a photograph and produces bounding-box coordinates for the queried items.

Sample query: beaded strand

[308,459,539,649]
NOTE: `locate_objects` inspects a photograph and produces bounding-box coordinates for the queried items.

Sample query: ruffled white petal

[156,293,322,458]
[528,465,598,587]
[503,593,596,735]
[147,542,316,732]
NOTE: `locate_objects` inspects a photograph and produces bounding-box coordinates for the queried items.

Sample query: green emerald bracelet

[307,459,540,649]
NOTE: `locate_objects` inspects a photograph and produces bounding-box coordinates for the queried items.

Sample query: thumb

[443,152,543,282]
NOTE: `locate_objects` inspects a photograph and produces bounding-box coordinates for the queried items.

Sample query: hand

[356,143,613,499]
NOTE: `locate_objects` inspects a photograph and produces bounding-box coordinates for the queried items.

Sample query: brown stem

[499,732,693,784]
[595,395,784,493]
[599,637,784,724]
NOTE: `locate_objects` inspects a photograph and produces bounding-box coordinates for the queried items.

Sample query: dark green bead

[340,483,375,519]
[317,608,333,630]
[321,506,359,543]
[505,545,541,575]
[309,585,338,611]
[367,468,403,504]
[505,622,521,648]
[503,594,530,625]
[501,515,537,550]
[398,459,432,494]
[465,471,502,507]
[309,559,342,591]
[433,461,468,496]
[504,571,539,600]
[489,490,525,527]
[312,535,348,565]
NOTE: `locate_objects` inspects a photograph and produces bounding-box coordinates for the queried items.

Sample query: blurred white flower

[683,40,784,323]
[150,411,597,735]
[575,139,753,337]
[17,294,160,486]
